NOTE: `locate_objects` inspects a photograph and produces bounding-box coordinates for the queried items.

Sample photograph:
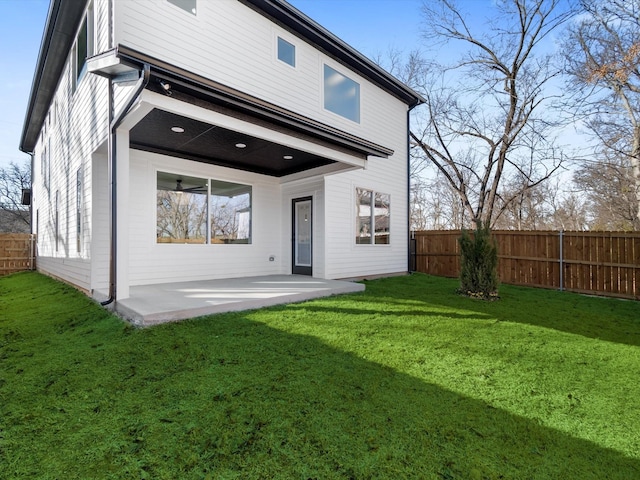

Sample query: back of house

[20,0,423,302]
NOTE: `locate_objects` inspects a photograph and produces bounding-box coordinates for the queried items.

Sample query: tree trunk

[633,126,640,226]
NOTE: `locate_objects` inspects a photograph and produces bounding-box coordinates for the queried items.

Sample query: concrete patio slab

[112,275,365,326]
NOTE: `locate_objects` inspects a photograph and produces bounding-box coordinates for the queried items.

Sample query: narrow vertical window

[55,190,60,253]
[76,169,83,252]
[374,193,390,244]
[76,19,88,80]
[72,3,94,92]
[46,137,51,193]
[356,188,372,244]
[40,142,46,188]
[324,64,360,123]
[356,188,390,245]
[277,37,296,67]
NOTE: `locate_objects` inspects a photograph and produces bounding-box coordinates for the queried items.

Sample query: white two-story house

[20,0,423,309]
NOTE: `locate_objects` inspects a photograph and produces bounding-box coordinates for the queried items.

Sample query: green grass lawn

[1,272,639,479]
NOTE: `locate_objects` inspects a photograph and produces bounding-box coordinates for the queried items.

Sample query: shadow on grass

[3,310,639,479]
[356,274,640,347]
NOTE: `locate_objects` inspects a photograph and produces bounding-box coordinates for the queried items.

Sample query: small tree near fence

[458,222,499,300]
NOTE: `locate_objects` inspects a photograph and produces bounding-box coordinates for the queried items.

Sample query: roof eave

[19,0,88,154]
[240,0,425,107]
[111,45,394,159]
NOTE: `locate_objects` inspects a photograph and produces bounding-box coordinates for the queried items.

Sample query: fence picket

[0,234,36,276]
[412,230,639,300]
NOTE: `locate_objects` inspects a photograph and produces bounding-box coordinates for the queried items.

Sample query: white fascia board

[116,99,155,131]
[139,90,367,170]
[280,162,361,184]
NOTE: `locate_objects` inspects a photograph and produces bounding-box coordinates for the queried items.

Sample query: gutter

[101,64,150,306]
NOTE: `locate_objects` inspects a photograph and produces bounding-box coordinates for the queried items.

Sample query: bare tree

[0,161,31,233]
[545,183,590,230]
[156,191,208,242]
[410,172,469,230]
[410,0,573,227]
[493,172,550,230]
[560,0,640,228]
[573,153,640,230]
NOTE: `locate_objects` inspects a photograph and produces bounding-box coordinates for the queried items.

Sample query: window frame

[55,190,60,253]
[76,168,83,253]
[355,187,390,246]
[323,64,361,123]
[167,0,197,16]
[156,171,252,245]
[277,36,296,68]
[71,2,94,93]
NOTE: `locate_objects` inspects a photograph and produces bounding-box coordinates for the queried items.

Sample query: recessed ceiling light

[171,126,185,133]
[235,143,247,149]
[283,155,294,160]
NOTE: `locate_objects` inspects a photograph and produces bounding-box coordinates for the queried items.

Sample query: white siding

[32,0,111,291]
[90,152,110,291]
[126,150,284,285]
[323,99,409,279]
[109,0,412,282]
[32,0,412,292]
[37,257,92,292]
[113,0,392,145]
[281,177,325,278]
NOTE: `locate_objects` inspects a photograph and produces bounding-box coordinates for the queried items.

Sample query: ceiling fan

[174,179,207,193]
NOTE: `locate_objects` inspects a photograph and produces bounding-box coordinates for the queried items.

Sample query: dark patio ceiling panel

[129,109,335,176]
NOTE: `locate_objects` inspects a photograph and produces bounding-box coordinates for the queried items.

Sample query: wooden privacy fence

[411,230,640,300]
[0,234,36,276]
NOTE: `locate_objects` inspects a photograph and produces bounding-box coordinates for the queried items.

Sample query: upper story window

[277,37,296,67]
[323,64,360,123]
[72,3,94,93]
[168,0,197,15]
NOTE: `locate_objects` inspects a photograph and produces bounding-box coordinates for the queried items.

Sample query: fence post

[409,231,416,273]
[29,234,36,271]
[559,230,564,291]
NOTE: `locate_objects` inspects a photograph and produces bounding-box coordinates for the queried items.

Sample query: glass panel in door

[292,198,312,275]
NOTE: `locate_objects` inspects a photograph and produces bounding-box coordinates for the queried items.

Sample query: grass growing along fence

[1,272,640,479]
[412,230,640,300]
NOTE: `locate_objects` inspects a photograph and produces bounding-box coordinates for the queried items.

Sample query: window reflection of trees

[156,190,208,243]
[156,172,251,244]
[210,190,251,244]
[356,188,390,245]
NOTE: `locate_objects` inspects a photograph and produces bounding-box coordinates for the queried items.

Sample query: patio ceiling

[88,47,393,178]
[129,108,335,177]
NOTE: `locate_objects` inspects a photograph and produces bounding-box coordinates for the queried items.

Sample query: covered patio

[111,275,365,326]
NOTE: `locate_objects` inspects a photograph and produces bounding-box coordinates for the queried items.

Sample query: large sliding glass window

[356,188,390,245]
[156,172,252,244]
[210,180,252,244]
[157,173,208,243]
